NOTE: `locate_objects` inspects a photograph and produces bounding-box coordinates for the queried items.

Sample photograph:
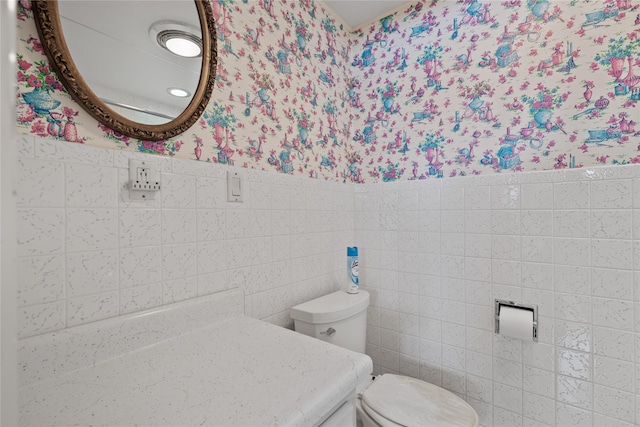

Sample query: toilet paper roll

[499,305,534,341]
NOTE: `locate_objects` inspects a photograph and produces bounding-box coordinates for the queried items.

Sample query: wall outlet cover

[129,159,161,200]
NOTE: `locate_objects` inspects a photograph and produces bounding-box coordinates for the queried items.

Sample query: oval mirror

[32,0,217,141]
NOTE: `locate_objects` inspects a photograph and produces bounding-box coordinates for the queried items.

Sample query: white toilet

[290,290,479,427]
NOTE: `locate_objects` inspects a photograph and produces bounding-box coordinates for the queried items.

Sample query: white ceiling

[323,0,412,30]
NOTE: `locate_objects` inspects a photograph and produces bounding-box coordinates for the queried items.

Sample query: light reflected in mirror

[57,0,202,125]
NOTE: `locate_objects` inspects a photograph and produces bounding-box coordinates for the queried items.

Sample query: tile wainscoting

[16,136,354,338]
[16,134,640,426]
[356,166,640,426]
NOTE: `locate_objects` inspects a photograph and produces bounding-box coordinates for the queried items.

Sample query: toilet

[290,290,479,427]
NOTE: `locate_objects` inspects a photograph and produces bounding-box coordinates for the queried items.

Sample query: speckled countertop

[19,315,373,426]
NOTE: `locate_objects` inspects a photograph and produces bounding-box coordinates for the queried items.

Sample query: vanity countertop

[19,315,373,426]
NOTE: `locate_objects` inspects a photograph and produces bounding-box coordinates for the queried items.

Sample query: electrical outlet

[129,159,161,200]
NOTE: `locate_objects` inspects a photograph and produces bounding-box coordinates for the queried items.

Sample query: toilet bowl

[290,290,479,427]
[355,374,478,427]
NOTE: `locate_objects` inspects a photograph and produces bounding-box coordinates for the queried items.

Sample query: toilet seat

[361,374,479,427]
[360,399,402,427]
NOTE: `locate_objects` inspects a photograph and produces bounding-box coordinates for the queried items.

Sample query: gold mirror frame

[32,0,217,141]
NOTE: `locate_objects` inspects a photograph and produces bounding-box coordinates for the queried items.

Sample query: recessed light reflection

[164,36,201,58]
[167,87,191,98]
[151,22,203,58]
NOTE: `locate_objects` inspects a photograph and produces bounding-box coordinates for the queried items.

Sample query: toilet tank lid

[290,290,370,324]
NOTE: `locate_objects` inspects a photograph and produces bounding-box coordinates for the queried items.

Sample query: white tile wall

[17,135,640,426]
[356,167,640,426]
[16,137,352,338]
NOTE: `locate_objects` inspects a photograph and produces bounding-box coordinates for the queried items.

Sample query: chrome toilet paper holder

[494,299,538,342]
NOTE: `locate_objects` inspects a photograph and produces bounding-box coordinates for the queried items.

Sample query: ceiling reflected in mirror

[58,0,202,125]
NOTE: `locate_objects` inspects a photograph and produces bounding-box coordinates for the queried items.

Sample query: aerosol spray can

[347,247,359,294]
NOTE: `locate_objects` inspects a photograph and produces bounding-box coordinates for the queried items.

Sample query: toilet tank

[290,291,369,354]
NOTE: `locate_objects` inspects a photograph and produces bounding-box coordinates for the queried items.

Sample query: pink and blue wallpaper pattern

[349,0,640,181]
[15,0,640,183]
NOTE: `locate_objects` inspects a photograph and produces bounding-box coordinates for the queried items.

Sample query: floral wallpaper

[14,0,640,183]
[15,0,353,180]
[348,0,640,181]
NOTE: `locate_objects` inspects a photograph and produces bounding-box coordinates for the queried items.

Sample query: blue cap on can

[347,246,358,256]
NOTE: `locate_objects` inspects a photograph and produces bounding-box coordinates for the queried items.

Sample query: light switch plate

[227,170,243,202]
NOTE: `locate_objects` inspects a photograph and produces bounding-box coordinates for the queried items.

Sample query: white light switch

[232,177,241,196]
[227,171,243,202]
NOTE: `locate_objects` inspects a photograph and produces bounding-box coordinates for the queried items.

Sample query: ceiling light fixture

[150,21,202,58]
[167,87,191,98]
